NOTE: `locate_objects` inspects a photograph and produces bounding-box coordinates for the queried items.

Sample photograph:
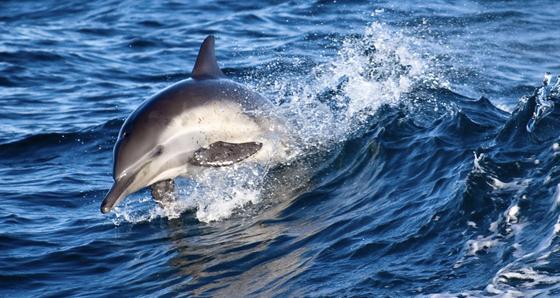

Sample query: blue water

[2,1,560,296]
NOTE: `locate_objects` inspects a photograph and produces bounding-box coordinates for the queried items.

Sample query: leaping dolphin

[100,36,290,214]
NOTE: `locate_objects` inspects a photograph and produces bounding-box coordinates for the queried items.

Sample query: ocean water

[1,0,560,296]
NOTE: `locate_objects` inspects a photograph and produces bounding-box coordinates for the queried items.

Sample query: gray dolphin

[100,36,290,213]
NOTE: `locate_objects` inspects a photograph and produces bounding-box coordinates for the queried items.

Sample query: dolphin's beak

[100,175,134,214]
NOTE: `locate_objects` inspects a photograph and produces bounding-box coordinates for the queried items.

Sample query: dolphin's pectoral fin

[150,179,175,207]
[189,141,263,167]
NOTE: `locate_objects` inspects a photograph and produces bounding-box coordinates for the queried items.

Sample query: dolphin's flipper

[190,141,263,167]
[150,179,175,207]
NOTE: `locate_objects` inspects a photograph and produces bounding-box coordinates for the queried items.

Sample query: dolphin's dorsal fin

[192,35,225,80]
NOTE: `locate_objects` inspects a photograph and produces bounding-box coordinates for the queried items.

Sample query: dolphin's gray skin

[100,36,290,213]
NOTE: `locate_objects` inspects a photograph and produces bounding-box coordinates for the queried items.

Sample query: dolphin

[100,35,290,213]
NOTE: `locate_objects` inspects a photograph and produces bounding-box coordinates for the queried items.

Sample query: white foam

[467,221,477,228]
[466,235,501,256]
[491,267,560,294]
[555,208,560,235]
[554,184,560,211]
[506,204,520,224]
[472,152,484,173]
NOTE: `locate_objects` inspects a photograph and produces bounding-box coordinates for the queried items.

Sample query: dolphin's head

[100,115,165,213]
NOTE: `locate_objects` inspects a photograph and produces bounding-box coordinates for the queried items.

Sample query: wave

[0,118,122,158]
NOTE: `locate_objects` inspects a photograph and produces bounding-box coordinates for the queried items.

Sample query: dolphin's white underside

[123,100,291,194]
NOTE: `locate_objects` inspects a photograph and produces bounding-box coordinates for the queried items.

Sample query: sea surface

[1,0,560,297]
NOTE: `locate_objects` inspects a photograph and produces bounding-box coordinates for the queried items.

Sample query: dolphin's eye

[153,145,163,156]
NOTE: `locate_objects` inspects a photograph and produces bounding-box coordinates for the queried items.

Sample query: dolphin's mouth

[100,174,135,213]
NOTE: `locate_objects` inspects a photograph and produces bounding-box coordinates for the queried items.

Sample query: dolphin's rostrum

[100,36,289,213]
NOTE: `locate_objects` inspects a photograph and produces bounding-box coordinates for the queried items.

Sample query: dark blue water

[2,1,560,296]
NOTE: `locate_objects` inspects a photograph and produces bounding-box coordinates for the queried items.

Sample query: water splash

[111,158,272,224]
[266,21,447,148]
[527,72,559,133]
